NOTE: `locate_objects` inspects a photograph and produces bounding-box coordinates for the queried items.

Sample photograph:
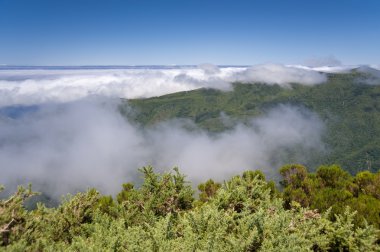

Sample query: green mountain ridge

[122,71,380,174]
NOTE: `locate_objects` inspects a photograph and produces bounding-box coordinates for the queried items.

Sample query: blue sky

[0,0,379,65]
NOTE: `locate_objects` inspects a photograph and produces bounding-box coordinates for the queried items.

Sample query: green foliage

[1,166,380,251]
[354,171,380,199]
[116,166,194,227]
[280,164,308,187]
[280,164,380,235]
[316,165,351,189]
[0,185,39,246]
[197,179,221,203]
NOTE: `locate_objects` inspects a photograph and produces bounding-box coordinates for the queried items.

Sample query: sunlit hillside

[125,70,380,174]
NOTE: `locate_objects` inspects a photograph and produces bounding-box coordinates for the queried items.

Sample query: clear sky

[0,0,379,65]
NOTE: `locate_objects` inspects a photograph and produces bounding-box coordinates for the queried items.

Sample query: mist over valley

[0,64,379,198]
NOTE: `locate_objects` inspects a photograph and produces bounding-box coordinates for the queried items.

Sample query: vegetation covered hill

[123,70,380,174]
[4,71,379,250]
[1,165,380,251]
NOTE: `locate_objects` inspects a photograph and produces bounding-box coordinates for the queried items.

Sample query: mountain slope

[122,71,380,173]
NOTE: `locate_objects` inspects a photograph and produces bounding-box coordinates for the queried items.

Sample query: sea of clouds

[0,63,377,197]
[0,64,334,107]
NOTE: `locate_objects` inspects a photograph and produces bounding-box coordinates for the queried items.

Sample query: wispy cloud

[0,99,325,198]
[230,64,327,86]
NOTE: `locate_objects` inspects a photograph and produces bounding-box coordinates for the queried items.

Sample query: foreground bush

[280,164,380,232]
[1,166,379,251]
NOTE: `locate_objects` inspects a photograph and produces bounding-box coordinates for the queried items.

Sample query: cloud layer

[0,64,331,107]
[0,99,325,198]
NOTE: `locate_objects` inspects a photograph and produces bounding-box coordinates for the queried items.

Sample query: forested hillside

[123,70,380,174]
[1,166,380,251]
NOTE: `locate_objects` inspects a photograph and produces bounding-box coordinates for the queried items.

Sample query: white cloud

[290,65,357,73]
[230,64,327,85]
[0,64,331,107]
[0,67,243,106]
[0,99,325,198]
[198,63,221,75]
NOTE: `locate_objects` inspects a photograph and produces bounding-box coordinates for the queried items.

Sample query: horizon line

[0,64,251,69]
